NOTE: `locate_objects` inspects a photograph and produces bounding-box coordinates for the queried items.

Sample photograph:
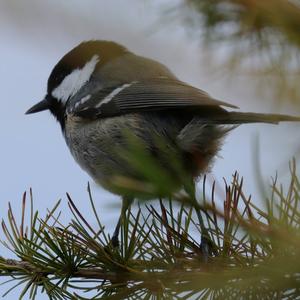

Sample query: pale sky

[0,0,299,298]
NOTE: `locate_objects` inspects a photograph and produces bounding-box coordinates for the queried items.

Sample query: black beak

[26,99,50,114]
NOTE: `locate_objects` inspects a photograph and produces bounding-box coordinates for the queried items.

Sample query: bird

[26,40,300,250]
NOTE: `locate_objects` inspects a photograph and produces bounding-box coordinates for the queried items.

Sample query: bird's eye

[56,73,65,82]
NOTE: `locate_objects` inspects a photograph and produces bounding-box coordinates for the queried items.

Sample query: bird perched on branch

[26,40,300,249]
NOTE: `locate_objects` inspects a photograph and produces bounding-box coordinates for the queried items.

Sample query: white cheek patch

[52,55,100,103]
[95,82,135,108]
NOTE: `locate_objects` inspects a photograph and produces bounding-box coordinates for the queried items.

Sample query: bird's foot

[200,235,215,263]
[111,235,120,248]
[104,236,120,254]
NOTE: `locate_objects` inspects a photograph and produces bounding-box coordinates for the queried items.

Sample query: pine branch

[0,160,300,299]
[173,0,300,104]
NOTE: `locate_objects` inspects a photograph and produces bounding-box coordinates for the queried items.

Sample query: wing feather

[68,78,237,119]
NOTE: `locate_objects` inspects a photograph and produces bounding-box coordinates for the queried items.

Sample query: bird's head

[26,40,128,126]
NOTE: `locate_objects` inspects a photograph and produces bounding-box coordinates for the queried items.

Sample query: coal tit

[26,40,300,246]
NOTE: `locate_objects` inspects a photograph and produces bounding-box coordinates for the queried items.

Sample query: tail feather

[200,112,300,124]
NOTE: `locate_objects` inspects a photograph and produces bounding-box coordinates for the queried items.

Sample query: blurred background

[0,0,299,298]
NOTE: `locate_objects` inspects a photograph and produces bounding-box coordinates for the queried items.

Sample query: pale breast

[63,112,225,195]
[64,114,141,189]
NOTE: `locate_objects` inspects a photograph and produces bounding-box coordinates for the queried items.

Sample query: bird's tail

[201,111,300,124]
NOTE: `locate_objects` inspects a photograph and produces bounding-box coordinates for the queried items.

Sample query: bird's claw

[111,235,120,248]
[200,235,215,262]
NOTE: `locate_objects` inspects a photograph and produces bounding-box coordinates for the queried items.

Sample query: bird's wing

[68,78,238,119]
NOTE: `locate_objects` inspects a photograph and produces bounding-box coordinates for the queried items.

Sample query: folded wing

[68,78,237,119]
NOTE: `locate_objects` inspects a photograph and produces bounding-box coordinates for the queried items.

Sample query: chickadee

[26,40,300,246]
